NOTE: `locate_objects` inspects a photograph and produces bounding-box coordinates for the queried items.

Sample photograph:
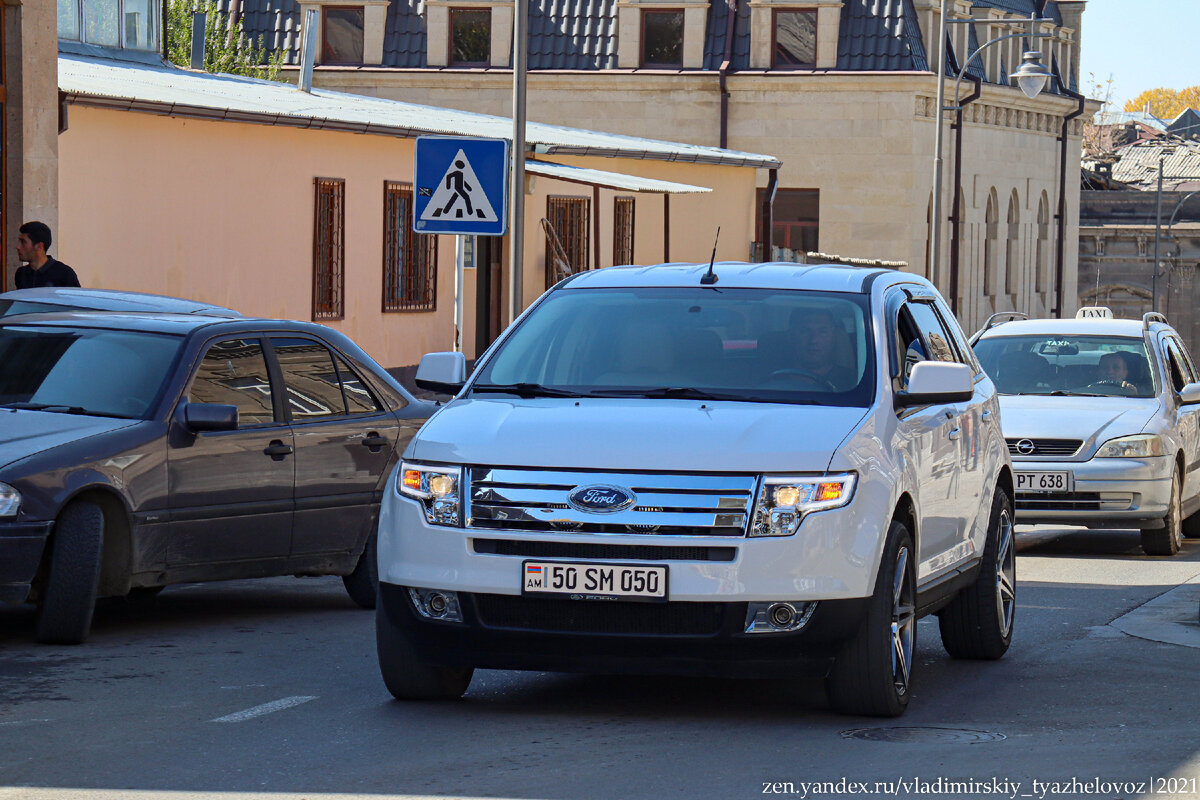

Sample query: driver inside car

[1097,351,1141,393]
[795,308,857,390]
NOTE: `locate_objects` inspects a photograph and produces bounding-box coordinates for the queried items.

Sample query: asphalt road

[2,526,1200,800]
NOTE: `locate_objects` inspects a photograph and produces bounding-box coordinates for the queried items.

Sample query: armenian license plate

[522,561,668,601]
[1015,471,1071,493]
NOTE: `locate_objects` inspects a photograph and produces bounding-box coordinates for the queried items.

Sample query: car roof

[976,317,1158,339]
[0,287,242,316]
[0,311,326,337]
[560,262,915,294]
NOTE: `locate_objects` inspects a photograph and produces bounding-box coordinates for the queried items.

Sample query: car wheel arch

[893,493,918,562]
[51,487,134,599]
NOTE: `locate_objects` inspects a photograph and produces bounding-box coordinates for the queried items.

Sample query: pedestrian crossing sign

[414,136,509,236]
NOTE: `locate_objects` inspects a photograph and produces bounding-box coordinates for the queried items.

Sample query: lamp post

[1151,145,1178,313]
[929,8,1055,308]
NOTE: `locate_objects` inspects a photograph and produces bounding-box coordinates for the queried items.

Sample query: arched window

[1005,190,1020,295]
[984,190,998,296]
[1036,193,1050,294]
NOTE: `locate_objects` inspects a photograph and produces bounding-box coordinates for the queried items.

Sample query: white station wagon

[376,262,1014,716]
[973,309,1200,555]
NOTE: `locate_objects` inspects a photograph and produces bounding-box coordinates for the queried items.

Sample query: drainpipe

[718,0,738,149]
[948,74,982,316]
[1053,80,1086,318]
[760,168,778,262]
[226,0,243,47]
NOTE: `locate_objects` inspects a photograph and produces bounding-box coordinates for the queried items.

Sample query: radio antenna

[700,227,720,285]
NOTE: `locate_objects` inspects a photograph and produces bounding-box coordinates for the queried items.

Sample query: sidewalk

[1109,572,1200,648]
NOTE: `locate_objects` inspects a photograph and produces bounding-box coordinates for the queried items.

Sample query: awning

[525,160,712,195]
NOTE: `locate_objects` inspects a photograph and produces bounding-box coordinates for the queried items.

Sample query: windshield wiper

[470,383,592,398]
[592,386,745,401]
[1047,390,1107,397]
[0,402,132,418]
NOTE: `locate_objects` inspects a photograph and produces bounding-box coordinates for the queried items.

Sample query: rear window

[974,334,1155,398]
[0,325,182,418]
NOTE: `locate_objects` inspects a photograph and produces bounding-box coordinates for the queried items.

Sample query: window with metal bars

[313,177,345,321]
[383,182,439,312]
[613,196,635,266]
[545,196,590,287]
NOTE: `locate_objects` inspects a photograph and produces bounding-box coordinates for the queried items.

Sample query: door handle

[948,427,962,440]
[361,433,389,452]
[944,410,955,420]
[264,440,293,461]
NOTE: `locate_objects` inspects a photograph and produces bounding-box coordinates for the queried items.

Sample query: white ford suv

[376,262,1014,716]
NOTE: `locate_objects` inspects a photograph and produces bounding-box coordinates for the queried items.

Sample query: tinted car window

[189,338,276,425]
[271,337,347,420]
[1164,338,1195,392]
[905,301,959,363]
[474,287,875,407]
[0,300,65,317]
[975,334,1154,397]
[333,353,381,414]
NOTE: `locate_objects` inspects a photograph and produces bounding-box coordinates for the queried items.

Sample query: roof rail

[969,312,1028,345]
[1143,312,1168,330]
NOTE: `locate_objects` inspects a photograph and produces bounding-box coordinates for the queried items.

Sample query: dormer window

[772,9,817,69]
[322,6,365,64]
[59,0,160,51]
[642,10,685,68]
[451,8,491,67]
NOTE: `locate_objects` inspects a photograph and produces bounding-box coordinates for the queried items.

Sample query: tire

[343,532,378,609]
[35,501,105,645]
[376,595,473,700]
[939,487,1015,660]
[1182,507,1200,539]
[826,519,916,717]
[1142,470,1183,556]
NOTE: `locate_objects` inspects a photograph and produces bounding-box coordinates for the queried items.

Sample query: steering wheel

[768,369,838,391]
[1083,379,1136,395]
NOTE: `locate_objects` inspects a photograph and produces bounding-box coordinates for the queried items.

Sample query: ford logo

[1016,439,1036,455]
[567,485,636,514]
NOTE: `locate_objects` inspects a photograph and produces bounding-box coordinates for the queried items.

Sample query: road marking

[210,695,317,723]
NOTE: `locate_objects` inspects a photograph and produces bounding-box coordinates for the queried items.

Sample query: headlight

[750,473,856,537]
[0,482,19,519]
[397,462,462,527]
[1095,434,1165,458]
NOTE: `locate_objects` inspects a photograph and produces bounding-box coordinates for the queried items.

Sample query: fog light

[745,601,817,634]
[407,587,463,622]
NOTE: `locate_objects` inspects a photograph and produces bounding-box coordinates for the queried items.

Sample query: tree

[1124,86,1200,120]
[165,0,286,81]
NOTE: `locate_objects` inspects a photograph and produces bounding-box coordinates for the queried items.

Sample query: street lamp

[1151,144,1178,313]
[930,8,1055,307]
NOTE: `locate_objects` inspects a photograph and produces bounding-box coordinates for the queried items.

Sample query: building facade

[236,0,1092,330]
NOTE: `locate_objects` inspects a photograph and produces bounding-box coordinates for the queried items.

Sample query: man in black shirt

[14,221,80,289]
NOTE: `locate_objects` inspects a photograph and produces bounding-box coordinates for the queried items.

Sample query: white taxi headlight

[1095,434,1165,459]
[397,462,462,527]
[751,474,856,537]
[0,482,20,518]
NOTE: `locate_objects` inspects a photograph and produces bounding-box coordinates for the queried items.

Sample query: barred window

[613,196,635,265]
[383,182,438,312]
[313,177,345,321]
[545,196,590,287]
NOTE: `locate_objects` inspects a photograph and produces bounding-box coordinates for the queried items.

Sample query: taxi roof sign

[1076,306,1113,319]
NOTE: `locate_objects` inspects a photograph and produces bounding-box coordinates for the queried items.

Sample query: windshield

[0,300,68,317]
[473,287,875,406]
[974,334,1155,398]
[0,326,183,418]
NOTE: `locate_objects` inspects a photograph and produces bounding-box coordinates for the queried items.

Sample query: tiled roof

[836,0,928,73]
[530,0,617,69]
[1109,139,1200,191]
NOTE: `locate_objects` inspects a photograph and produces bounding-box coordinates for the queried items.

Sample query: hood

[997,395,1159,451]
[0,410,140,471]
[410,397,870,472]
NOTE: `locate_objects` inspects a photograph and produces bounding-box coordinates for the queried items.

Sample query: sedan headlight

[397,462,462,527]
[1095,434,1165,459]
[0,482,19,519]
[750,474,857,537]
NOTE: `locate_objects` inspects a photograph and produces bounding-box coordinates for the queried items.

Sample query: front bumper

[0,520,53,605]
[1011,455,1173,527]
[379,582,868,679]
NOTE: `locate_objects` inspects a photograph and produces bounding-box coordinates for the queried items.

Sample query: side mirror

[895,362,974,408]
[183,402,239,432]
[415,351,467,394]
[1179,382,1200,405]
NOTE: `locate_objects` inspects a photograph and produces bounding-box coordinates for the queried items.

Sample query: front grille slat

[472,593,727,636]
[472,538,737,561]
[1016,491,1132,511]
[468,467,757,537]
[1007,438,1083,457]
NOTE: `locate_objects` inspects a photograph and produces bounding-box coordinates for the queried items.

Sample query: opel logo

[1016,439,1036,455]
[567,485,636,514]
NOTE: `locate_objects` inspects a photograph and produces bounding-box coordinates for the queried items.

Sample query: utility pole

[508,0,528,325]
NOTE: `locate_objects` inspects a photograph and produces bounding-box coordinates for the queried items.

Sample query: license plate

[522,561,668,601]
[1016,471,1071,493]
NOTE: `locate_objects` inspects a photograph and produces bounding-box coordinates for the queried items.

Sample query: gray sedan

[973,310,1200,555]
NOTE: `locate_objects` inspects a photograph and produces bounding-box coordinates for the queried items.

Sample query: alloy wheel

[994,507,1016,638]
[891,546,916,696]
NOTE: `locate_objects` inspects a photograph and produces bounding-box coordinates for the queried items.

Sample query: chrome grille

[467,468,756,537]
[1006,438,1083,457]
[1016,492,1133,512]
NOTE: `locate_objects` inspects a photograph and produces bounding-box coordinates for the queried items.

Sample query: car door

[893,294,973,581]
[269,336,402,564]
[1161,334,1200,504]
[166,336,294,572]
